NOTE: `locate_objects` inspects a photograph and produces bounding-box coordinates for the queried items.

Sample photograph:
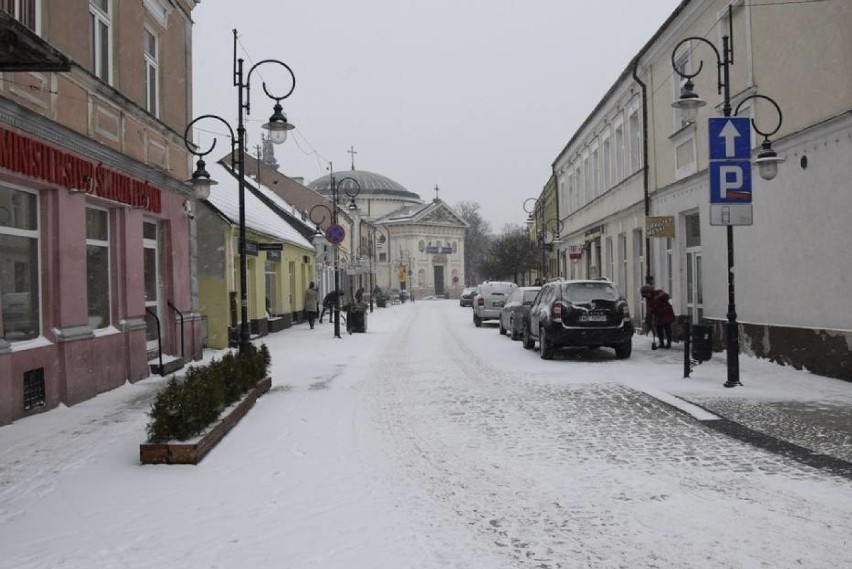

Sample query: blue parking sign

[709,160,752,203]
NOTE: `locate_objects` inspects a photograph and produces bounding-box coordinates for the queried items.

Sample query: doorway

[433,265,445,296]
[143,221,161,354]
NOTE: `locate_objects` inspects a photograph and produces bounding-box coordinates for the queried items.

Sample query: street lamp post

[671,6,784,388]
[309,169,360,339]
[184,29,295,355]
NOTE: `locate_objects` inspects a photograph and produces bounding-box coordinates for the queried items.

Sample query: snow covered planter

[140,344,271,465]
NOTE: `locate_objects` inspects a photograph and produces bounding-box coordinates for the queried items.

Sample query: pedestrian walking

[304,282,319,329]
[318,290,341,323]
[649,288,675,349]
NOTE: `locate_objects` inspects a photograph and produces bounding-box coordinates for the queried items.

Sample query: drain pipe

[631,60,652,286]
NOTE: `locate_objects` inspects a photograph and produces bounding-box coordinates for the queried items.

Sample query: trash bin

[376,296,387,308]
[690,323,713,362]
[346,310,367,333]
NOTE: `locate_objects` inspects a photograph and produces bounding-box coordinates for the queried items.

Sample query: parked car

[459,287,477,307]
[473,281,517,327]
[499,286,540,340]
[522,279,633,359]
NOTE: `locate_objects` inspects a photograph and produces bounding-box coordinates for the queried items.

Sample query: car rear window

[561,282,619,302]
[523,290,539,302]
[480,283,516,296]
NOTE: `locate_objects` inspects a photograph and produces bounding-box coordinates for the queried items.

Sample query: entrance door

[143,221,161,354]
[683,212,703,323]
[433,265,445,296]
[686,251,703,322]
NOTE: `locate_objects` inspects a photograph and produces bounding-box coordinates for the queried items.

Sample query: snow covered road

[1,300,850,568]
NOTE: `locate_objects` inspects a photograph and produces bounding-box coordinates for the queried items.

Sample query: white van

[472,281,517,327]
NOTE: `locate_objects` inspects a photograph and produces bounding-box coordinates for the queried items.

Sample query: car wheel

[510,317,519,341]
[522,324,535,350]
[473,314,482,328]
[539,327,554,360]
[615,341,632,359]
[499,319,507,335]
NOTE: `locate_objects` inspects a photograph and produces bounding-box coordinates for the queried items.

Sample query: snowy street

[2,300,851,568]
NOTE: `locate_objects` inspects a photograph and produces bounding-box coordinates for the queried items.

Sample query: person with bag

[304,282,319,329]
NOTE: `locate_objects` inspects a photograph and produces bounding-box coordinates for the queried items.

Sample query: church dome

[307,170,421,201]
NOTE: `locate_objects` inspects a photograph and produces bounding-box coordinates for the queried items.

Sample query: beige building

[549,0,852,379]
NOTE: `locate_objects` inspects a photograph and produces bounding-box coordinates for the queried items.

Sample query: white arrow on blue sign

[708,116,751,160]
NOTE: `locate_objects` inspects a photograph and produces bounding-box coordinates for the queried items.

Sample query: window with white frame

[582,156,590,205]
[606,236,614,281]
[89,0,111,83]
[591,147,599,198]
[85,207,110,329]
[629,111,641,173]
[673,48,692,130]
[602,136,611,192]
[143,28,159,117]
[0,186,40,342]
[614,124,624,183]
[2,0,38,31]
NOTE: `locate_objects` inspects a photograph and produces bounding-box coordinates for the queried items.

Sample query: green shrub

[146,344,271,443]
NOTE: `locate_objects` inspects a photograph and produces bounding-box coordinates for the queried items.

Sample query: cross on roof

[434,184,440,202]
[347,145,358,171]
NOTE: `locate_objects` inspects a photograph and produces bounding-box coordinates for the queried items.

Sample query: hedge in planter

[146,344,271,443]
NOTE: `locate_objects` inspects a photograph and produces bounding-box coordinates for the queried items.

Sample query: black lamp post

[671,6,784,387]
[184,29,295,356]
[309,168,360,339]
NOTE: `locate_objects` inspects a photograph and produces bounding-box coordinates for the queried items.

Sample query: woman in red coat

[650,289,675,349]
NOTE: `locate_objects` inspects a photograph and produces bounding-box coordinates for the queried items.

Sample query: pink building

[1,1,202,424]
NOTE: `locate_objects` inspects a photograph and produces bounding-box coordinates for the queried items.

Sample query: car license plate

[493,301,504,307]
[580,314,607,322]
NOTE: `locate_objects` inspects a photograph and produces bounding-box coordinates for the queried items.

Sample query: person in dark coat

[649,289,675,349]
[318,290,341,324]
[304,282,319,329]
[640,285,655,334]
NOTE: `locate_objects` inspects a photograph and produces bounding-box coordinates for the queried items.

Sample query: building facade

[548,0,852,379]
[0,1,203,425]
[308,169,468,299]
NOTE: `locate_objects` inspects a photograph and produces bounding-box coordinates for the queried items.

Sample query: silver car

[473,281,517,327]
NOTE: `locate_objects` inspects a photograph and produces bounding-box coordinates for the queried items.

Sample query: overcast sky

[191,0,681,232]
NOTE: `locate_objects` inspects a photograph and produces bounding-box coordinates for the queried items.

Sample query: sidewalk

[628,333,852,477]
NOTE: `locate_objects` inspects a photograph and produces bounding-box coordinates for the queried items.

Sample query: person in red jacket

[649,289,675,349]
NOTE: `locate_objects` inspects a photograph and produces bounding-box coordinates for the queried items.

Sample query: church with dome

[307,163,468,299]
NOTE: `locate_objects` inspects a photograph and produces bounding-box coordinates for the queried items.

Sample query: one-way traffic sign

[709,117,751,160]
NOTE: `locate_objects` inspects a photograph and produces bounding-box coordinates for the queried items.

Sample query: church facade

[307,169,468,299]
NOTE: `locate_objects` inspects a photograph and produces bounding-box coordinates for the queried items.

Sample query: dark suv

[522,279,633,360]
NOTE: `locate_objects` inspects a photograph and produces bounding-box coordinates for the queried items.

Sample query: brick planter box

[139,376,272,465]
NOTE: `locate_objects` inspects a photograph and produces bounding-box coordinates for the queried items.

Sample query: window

[619,234,628,292]
[606,237,614,281]
[673,49,692,130]
[264,261,278,315]
[2,0,38,31]
[582,156,590,205]
[143,28,159,116]
[0,186,40,342]
[614,125,625,183]
[602,137,611,192]
[86,208,110,329]
[591,148,599,198]
[89,0,111,83]
[629,111,641,172]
